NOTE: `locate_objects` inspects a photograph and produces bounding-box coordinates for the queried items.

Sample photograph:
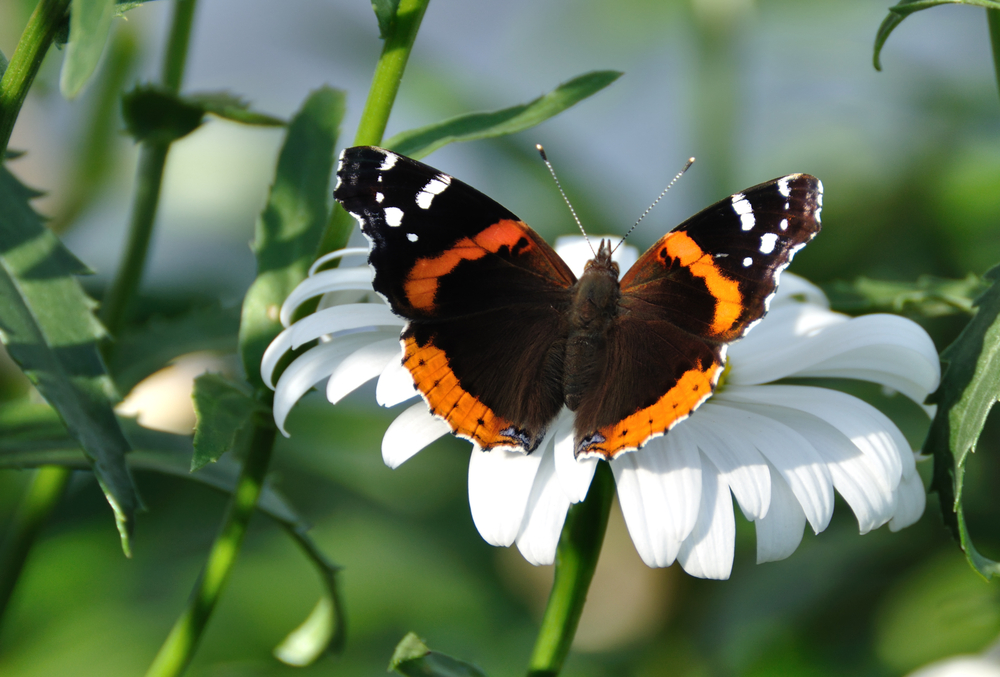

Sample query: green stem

[316,0,431,255]
[0,0,71,156]
[144,417,277,677]
[97,0,198,340]
[988,8,1000,106]
[527,462,615,677]
[0,466,72,626]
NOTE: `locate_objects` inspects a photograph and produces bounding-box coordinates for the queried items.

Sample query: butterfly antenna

[613,156,695,254]
[537,144,593,255]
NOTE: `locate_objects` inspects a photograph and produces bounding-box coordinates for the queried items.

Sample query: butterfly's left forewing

[335,146,576,453]
[574,174,823,459]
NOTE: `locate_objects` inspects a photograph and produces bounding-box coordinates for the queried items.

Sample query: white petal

[707,399,834,533]
[729,313,939,406]
[756,403,896,533]
[755,465,806,563]
[682,405,771,521]
[326,337,402,404]
[468,447,543,547]
[611,431,702,568]
[307,247,369,276]
[723,384,911,488]
[381,402,450,469]
[288,303,404,349]
[889,463,926,531]
[376,349,418,406]
[279,267,374,326]
[769,273,829,308]
[272,334,375,434]
[677,453,735,580]
[730,303,846,367]
[516,444,571,565]
[553,411,597,503]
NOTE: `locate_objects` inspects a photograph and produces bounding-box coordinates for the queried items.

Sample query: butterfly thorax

[563,240,620,415]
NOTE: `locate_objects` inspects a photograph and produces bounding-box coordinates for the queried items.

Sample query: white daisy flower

[262,237,939,580]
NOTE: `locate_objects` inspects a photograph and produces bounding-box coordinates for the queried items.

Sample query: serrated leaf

[191,373,263,471]
[187,91,286,126]
[371,0,401,39]
[107,303,240,396]
[122,87,284,144]
[0,401,344,659]
[239,87,345,389]
[824,274,986,317]
[389,633,487,677]
[61,0,116,99]
[873,0,1000,70]
[384,71,622,160]
[0,163,137,553]
[925,264,1000,578]
[122,85,205,143]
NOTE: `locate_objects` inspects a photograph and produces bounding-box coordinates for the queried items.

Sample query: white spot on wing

[375,192,384,203]
[379,151,399,172]
[780,218,788,230]
[742,256,753,267]
[759,232,778,254]
[778,176,792,198]
[407,232,418,242]
[384,207,404,227]
[415,174,451,210]
[732,193,755,231]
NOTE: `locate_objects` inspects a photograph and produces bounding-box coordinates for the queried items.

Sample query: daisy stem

[527,462,615,677]
[0,0,70,157]
[988,8,1000,105]
[144,414,276,677]
[98,0,198,339]
[316,0,431,256]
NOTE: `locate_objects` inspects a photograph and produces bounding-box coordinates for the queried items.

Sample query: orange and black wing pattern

[574,174,823,459]
[335,146,576,453]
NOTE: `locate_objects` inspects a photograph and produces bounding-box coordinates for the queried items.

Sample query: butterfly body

[334,146,822,460]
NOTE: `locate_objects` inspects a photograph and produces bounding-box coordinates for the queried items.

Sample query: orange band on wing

[577,361,721,460]
[663,231,743,335]
[403,335,527,451]
[404,219,530,310]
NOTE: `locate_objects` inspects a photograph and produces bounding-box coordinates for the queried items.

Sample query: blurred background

[1,0,999,675]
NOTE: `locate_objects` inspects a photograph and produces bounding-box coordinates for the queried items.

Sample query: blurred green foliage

[0,0,1000,675]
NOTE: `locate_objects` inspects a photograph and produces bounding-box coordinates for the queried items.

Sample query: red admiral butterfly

[334,146,822,460]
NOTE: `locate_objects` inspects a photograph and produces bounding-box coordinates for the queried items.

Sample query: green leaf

[873,0,1000,70]
[114,0,151,15]
[239,87,345,389]
[384,70,622,159]
[0,401,345,662]
[187,91,286,126]
[191,373,264,471]
[371,0,401,39]
[0,48,9,77]
[389,633,487,677]
[0,163,137,554]
[106,303,240,396]
[122,85,204,143]
[925,264,1000,579]
[61,0,116,99]
[122,87,285,144]
[824,274,987,317]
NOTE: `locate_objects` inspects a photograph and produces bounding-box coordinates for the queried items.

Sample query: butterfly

[334,146,822,460]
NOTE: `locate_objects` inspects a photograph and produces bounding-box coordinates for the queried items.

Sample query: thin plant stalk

[0,0,71,156]
[0,466,72,628]
[988,8,1000,105]
[98,0,198,339]
[144,416,276,677]
[317,0,431,255]
[527,462,615,677]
